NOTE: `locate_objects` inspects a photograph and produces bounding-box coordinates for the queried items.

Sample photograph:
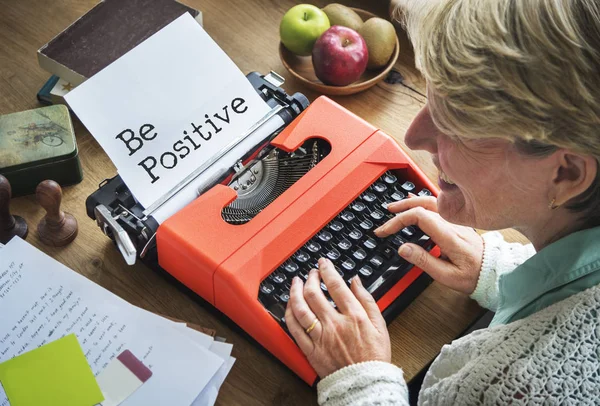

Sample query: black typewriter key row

[258,171,435,330]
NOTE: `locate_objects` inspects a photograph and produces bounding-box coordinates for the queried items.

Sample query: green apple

[280,4,330,56]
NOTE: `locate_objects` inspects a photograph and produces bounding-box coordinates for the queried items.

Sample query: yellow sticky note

[0,334,104,406]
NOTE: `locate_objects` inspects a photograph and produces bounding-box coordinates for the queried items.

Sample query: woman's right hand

[374,195,484,295]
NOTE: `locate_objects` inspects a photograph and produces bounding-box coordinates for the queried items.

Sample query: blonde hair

[395,0,600,158]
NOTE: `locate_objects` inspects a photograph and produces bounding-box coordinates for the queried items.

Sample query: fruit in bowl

[280,4,330,56]
[358,17,397,69]
[321,3,363,31]
[312,26,369,86]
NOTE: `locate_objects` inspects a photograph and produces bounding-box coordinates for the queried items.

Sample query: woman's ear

[552,150,598,206]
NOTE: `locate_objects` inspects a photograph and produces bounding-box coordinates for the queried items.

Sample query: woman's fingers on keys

[396,242,458,283]
[303,268,337,320]
[285,300,315,353]
[288,277,322,337]
[317,258,363,315]
[350,276,386,331]
[386,195,438,214]
[374,207,454,246]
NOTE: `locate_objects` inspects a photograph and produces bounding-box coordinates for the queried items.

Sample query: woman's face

[404,104,552,230]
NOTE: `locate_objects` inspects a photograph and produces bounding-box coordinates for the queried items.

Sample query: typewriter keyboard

[258,171,433,327]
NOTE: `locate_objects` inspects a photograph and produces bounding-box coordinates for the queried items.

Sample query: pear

[358,17,397,70]
[321,4,363,31]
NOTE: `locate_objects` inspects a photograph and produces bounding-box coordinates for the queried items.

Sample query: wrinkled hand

[374,195,484,295]
[285,258,390,378]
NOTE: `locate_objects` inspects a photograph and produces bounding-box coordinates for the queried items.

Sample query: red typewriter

[87,74,439,384]
[157,96,439,384]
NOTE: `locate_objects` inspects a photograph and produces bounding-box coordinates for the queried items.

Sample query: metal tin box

[0,105,82,196]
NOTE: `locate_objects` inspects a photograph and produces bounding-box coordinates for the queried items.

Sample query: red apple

[312,26,368,86]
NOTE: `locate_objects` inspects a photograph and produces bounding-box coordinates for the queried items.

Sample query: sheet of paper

[169,323,235,406]
[0,333,104,406]
[144,310,214,348]
[0,238,224,406]
[191,357,236,406]
[208,341,233,359]
[65,12,271,209]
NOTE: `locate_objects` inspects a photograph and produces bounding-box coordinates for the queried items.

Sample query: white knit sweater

[317,233,600,405]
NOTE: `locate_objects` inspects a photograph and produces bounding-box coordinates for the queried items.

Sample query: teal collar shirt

[490,226,600,327]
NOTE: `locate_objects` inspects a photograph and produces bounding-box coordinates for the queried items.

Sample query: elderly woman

[285,0,600,404]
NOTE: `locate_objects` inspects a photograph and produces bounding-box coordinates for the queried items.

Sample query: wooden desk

[0,0,525,404]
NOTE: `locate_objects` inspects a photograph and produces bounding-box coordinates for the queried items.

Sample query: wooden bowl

[279,8,400,96]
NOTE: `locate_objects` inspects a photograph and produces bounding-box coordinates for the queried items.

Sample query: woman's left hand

[285,257,391,378]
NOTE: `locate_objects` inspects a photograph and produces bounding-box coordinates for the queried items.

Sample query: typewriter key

[418,188,432,197]
[306,240,321,253]
[349,228,363,240]
[359,218,374,230]
[362,192,377,202]
[295,250,310,262]
[341,258,356,271]
[283,261,299,273]
[270,273,287,284]
[326,248,341,260]
[353,248,367,260]
[370,210,385,220]
[329,221,344,232]
[391,192,405,201]
[340,211,355,221]
[260,283,275,295]
[369,256,384,268]
[358,265,373,278]
[337,238,352,250]
[363,237,378,250]
[382,246,397,260]
[383,172,398,184]
[318,230,333,242]
[351,201,367,212]
[401,226,417,239]
[400,181,416,193]
[373,183,387,193]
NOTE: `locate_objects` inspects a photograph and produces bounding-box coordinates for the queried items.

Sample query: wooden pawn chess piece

[36,180,78,246]
[0,175,28,244]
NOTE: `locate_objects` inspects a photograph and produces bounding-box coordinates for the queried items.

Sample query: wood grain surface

[0,0,528,404]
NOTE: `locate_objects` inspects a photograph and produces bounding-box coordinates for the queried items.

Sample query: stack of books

[36,0,203,107]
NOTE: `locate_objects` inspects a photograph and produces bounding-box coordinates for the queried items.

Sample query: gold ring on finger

[305,318,319,334]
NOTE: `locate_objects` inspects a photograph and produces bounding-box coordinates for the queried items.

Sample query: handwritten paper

[0,237,224,406]
[65,12,271,208]
[0,334,104,406]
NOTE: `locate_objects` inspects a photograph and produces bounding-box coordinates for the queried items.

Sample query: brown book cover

[37,0,203,86]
